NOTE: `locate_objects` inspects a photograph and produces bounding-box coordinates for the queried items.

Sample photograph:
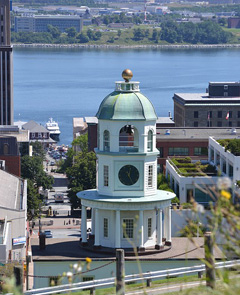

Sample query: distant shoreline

[12,43,240,49]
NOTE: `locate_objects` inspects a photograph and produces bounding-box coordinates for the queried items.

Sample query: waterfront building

[77,70,175,251]
[173,82,240,128]
[14,15,83,33]
[0,0,13,125]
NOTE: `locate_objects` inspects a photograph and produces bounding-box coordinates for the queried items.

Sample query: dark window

[194,121,198,127]
[238,122,240,127]
[194,147,208,156]
[194,111,198,118]
[217,121,222,127]
[229,111,232,118]
[238,111,240,118]
[229,121,232,127]
[169,147,189,156]
[207,121,212,127]
[218,111,222,118]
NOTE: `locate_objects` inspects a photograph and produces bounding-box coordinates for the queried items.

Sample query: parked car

[44,230,53,238]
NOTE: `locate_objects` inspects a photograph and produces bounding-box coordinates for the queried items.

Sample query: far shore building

[173,82,240,128]
[14,15,83,33]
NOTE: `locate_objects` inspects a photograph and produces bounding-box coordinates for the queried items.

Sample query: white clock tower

[78,70,175,252]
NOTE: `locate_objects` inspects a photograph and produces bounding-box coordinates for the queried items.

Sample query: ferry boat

[45,118,61,141]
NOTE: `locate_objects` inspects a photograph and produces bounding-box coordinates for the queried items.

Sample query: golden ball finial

[122,69,133,82]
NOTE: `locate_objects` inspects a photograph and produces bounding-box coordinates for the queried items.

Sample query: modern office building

[173,82,240,128]
[15,15,83,33]
[0,0,13,125]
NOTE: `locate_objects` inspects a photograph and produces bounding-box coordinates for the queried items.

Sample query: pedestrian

[64,220,65,225]
[73,219,75,225]
[69,219,71,225]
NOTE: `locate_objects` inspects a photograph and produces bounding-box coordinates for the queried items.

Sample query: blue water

[13,47,240,145]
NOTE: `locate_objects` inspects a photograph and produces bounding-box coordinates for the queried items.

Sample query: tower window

[3,143,9,155]
[147,165,153,188]
[103,165,109,186]
[119,125,138,152]
[147,218,152,238]
[147,130,153,152]
[122,219,134,239]
[103,130,110,151]
[218,111,222,118]
[104,218,108,238]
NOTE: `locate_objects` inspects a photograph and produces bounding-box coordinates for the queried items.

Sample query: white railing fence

[24,259,240,295]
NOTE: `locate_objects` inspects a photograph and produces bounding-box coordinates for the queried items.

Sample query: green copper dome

[96,83,157,121]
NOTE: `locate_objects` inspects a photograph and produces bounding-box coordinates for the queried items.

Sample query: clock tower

[78,70,175,252]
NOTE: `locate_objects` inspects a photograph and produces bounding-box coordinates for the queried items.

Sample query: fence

[24,259,240,295]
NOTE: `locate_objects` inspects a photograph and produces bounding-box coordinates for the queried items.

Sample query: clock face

[118,165,139,186]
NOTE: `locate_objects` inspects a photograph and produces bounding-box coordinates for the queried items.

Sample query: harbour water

[13,47,240,145]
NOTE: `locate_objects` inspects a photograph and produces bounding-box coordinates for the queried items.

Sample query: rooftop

[31,237,224,261]
[174,93,240,103]
[156,127,240,140]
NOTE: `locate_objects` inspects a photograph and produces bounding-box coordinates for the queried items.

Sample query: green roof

[96,91,157,121]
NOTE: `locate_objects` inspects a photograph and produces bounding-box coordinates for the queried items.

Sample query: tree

[66,151,96,209]
[72,133,88,153]
[66,27,77,38]
[77,32,89,43]
[47,24,61,38]
[21,155,53,189]
[133,28,145,41]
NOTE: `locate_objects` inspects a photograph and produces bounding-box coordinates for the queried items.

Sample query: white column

[226,160,229,176]
[167,206,172,243]
[115,210,121,248]
[91,209,95,235]
[139,210,144,248]
[81,205,87,243]
[220,157,223,173]
[163,207,167,240]
[157,209,163,247]
[94,209,100,246]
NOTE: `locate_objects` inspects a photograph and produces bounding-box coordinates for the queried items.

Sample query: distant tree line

[133,20,233,44]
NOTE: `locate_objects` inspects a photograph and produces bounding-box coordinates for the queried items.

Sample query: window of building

[147,218,152,238]
[147,165,153,188]
[157,147,163,158]
[194,111,198,118]
[104,218,108,238]
[194,121,198,127]
[123,219,134,239]
[238,111,240,118]
[103,165,109,186]
[229,111,232,118]
[207,121,212,127]
[103,130,110,151]
[38,133,42,138]
[224,92,228,97]
[238,122,240,127]
[194,147,208,156]
[169,147,189,156]
[119,125,138,152]
[224,85,228,90]
[147,130,153,152]
[217,121,222,127]
[3,143,9,155]
[218,111,222,118]
[229,121,232,127]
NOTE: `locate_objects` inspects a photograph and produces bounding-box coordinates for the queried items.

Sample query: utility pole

[116,249,125,295]
[205,232,216,289]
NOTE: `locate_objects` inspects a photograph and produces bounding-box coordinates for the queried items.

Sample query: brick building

[173,82,240,128]
[228,17,240,29]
